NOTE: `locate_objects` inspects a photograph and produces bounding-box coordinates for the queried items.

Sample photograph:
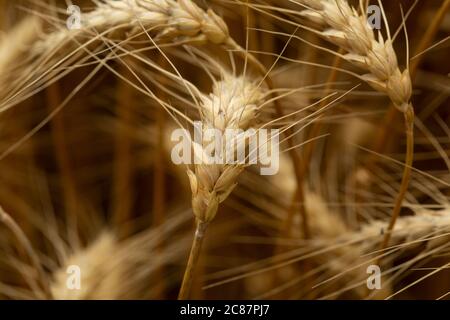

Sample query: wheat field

[0,0,449,300]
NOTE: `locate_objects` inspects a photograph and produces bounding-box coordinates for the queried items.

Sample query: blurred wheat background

[0,0,449,300]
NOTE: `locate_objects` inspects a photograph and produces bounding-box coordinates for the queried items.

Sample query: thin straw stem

[178,220,209,300]
[380,105,415,253]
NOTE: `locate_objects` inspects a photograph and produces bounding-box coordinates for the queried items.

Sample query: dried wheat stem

[282,52,343,241]
[295,0,414,248]
[249,15,307,233]
[409,0,450,78]
[270,83,311,239]
[379,106,414,251]
[45,82,80,248]
[152,56,168,297]
[112,64,134,239]
[178,219,208,300]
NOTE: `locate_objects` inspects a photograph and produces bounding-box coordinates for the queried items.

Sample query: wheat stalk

[178,72,267,299]
[291,0,415,251]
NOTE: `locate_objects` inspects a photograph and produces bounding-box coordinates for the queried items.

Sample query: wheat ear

[34,0,232,51]
[313,208,450,299]
[178,73,266,299]
[294,0,414,251]
[32,0,268,76]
